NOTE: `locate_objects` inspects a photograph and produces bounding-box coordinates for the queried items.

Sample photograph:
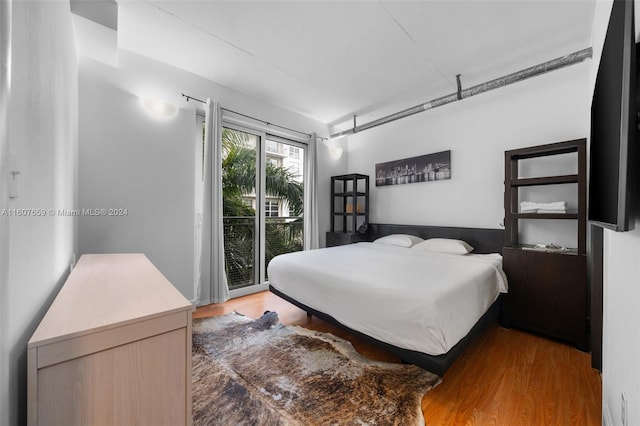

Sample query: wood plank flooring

[194,290,602,425]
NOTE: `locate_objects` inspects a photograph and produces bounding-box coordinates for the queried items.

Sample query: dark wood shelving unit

[502,138,588,351]
[504,139,587,252]
[511,174,579,187]
[327,174,369,247]
[511,213,580,220]
[334,192,368,197]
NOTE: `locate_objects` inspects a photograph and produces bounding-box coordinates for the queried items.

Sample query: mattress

[267,242,508,355]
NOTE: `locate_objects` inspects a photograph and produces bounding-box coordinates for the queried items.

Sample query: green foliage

[266,162,303,216]
[221,129,304,288]
[223,217,255,288]
[264,219,303,282]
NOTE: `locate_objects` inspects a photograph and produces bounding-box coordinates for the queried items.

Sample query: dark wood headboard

[365,223,504,254]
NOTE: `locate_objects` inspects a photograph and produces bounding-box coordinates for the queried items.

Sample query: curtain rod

[181,93,324,140]
[330,47,593,139]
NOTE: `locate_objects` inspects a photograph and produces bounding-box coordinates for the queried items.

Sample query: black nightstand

[326,232,368,247]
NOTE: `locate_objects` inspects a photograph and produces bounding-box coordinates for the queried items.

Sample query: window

[268,157,281,167]
[265,200,279,217]
[203,124,306,293]
[289,146,300,159]
[288,163,300,177]
[196,113,308,295]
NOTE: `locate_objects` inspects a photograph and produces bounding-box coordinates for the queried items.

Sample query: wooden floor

[194,290,602,426]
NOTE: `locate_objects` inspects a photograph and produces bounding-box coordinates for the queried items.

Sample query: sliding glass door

[221,127,260,289]
[220,126,305,292]
[264,137,305,282]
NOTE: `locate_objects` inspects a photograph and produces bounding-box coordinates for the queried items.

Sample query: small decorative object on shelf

[327,174,369,247]
[345,203,364,214]
[502,138,588,351]
[519,243,576,253]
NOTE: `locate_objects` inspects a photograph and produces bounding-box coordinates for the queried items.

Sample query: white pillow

[411,238,474,254]
[373,234,424,248]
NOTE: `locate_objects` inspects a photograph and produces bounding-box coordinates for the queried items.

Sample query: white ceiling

[116,0,595,129]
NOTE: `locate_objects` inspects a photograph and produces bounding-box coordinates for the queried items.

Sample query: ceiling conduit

[330,47,593,140]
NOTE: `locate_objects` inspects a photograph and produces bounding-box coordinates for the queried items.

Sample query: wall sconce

[328,145,344,159]
[323,136,344,159]
[140,97,178,119]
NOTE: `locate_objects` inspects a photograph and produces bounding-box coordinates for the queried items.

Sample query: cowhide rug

[192,311,441,425]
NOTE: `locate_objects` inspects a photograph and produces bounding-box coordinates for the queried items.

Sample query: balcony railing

[223,216,255,290]
[223,216,303,290]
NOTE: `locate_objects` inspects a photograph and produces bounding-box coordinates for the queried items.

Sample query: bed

[268,224,506,375]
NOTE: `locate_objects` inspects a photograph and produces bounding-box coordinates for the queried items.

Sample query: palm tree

[222,130,303,215]
[221,129,304,288]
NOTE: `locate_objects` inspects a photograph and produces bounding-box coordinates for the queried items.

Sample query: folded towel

[520,201,539,209]
[537,203,566,211]
[520,201,567,213]
[520,201,539,212]
[537,209,567,214]
[542,201,566,208]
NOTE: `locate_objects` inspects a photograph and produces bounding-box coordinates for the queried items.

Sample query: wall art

[375,150,451,187]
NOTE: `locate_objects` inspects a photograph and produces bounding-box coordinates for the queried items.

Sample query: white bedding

[267,242,508,356]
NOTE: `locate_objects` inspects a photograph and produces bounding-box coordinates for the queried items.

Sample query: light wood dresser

[27,254,193,426]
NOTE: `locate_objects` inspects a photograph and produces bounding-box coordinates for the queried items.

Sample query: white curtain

[0,2,10,424]
[303,132,319,250]
[196,99,229,305]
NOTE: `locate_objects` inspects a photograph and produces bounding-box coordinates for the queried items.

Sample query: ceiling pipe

[330,47,593,140]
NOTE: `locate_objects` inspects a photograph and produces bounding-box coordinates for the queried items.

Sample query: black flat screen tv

[589,0,638,231]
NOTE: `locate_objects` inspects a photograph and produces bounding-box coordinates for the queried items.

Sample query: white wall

[594,1,640,424]
[0,1,11,425]
[346,62,590,236]
[79,57,196,302]
[78,49,345,303]
[602,223,640,426]
[0,1,79,424]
